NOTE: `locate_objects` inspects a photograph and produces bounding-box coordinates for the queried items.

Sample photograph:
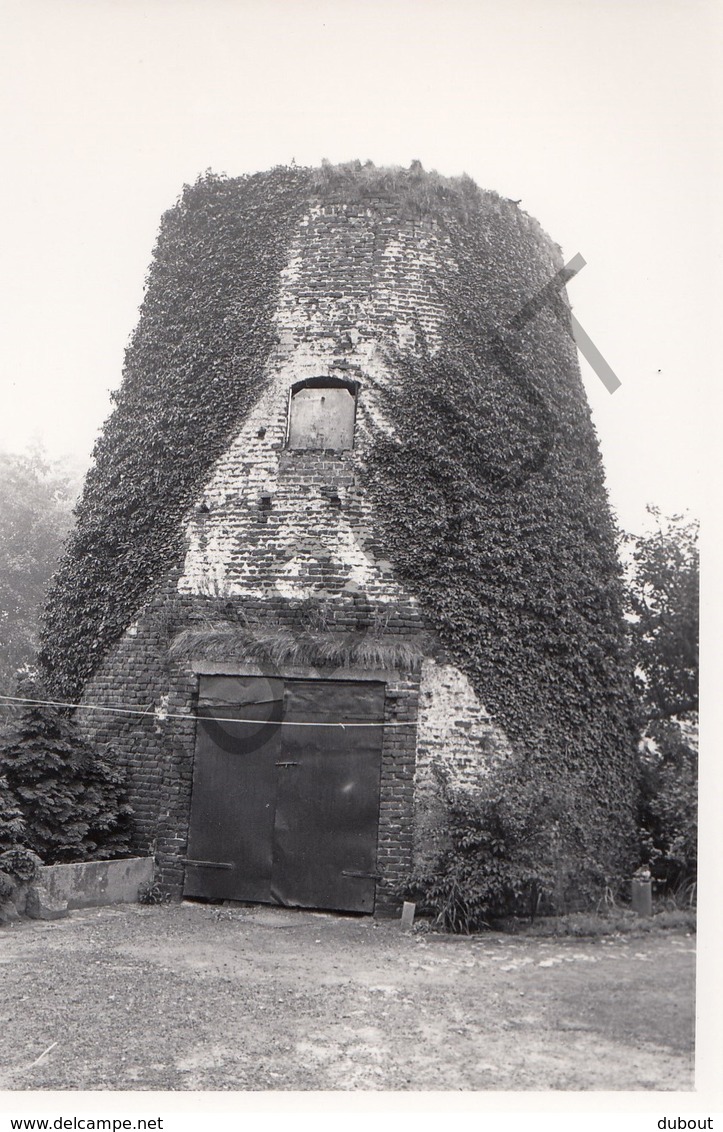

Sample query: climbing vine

[40,166,313,699]
[360,189,638,879]
[39,162,638,880]
[39,161,507,700]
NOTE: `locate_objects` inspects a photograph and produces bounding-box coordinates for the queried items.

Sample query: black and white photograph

[0,1,719,1127]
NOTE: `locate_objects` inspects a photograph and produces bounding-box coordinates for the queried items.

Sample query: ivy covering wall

[40,166,312,698]
[40,162,637,878]
[359,190,638,877]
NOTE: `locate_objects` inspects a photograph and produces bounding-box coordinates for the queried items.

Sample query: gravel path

[0,902,695,1091]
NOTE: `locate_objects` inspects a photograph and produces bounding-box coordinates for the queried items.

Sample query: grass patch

[488,907,697,938]
[412,907,697,939]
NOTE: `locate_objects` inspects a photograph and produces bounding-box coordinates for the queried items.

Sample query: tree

[0,773,26,853]
[626,507,698,720]
[624,510,699,889]
[0,447,80,696]
[0,675,132,863]
[637,717,698,889]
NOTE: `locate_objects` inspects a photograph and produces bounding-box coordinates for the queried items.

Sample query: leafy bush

[638,715,698,890]
[624,513,698,894]
[0,773,26,852]
[0,847,42,906]
[625,510,698,720]
[0,870,13,901]
[0,681,133,864]
[138,881,173,906]
[0,847,42,883]
[407,762,610,933]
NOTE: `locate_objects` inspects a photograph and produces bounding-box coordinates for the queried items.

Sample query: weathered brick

[75,199,514,914]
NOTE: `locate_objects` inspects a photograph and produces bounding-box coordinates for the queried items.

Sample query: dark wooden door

[183,675,283,902]
[183,675,384,913]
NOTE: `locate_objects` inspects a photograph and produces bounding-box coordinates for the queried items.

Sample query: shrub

[0,773,26,852]
[407,761,611,933]
[0,682,133,864]
[138,881,173,906]
[0,870,14,901]
[637,715,698,890]
[0,847,41,884]
[624,513,698,896]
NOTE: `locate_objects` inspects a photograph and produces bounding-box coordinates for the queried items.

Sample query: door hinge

[341,869,382,880]
[275,761,300,767]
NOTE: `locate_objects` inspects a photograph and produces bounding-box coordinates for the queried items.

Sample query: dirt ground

[0,901,695,1092]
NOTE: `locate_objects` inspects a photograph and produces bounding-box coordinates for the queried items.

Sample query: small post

[400,901,416,930]
[631,868,653,917]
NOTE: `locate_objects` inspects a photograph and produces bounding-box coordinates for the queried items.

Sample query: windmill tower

[41,164,637,913]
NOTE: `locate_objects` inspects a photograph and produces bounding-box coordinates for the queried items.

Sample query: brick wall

[76,197,513,913]
[414,659,513,867]
[177,200,451,607]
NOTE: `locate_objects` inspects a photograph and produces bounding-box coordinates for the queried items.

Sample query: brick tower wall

[75,197,513,910]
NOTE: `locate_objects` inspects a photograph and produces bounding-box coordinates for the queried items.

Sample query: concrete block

[400,901,416,930]
[0,899,20,924]
[631,876,653,916]
[37,857,154,910]
[25,884,69,920]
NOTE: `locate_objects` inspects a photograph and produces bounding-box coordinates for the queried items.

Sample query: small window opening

[287,377,359,451]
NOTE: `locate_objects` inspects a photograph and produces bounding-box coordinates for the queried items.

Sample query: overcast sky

[0,0,720,533]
